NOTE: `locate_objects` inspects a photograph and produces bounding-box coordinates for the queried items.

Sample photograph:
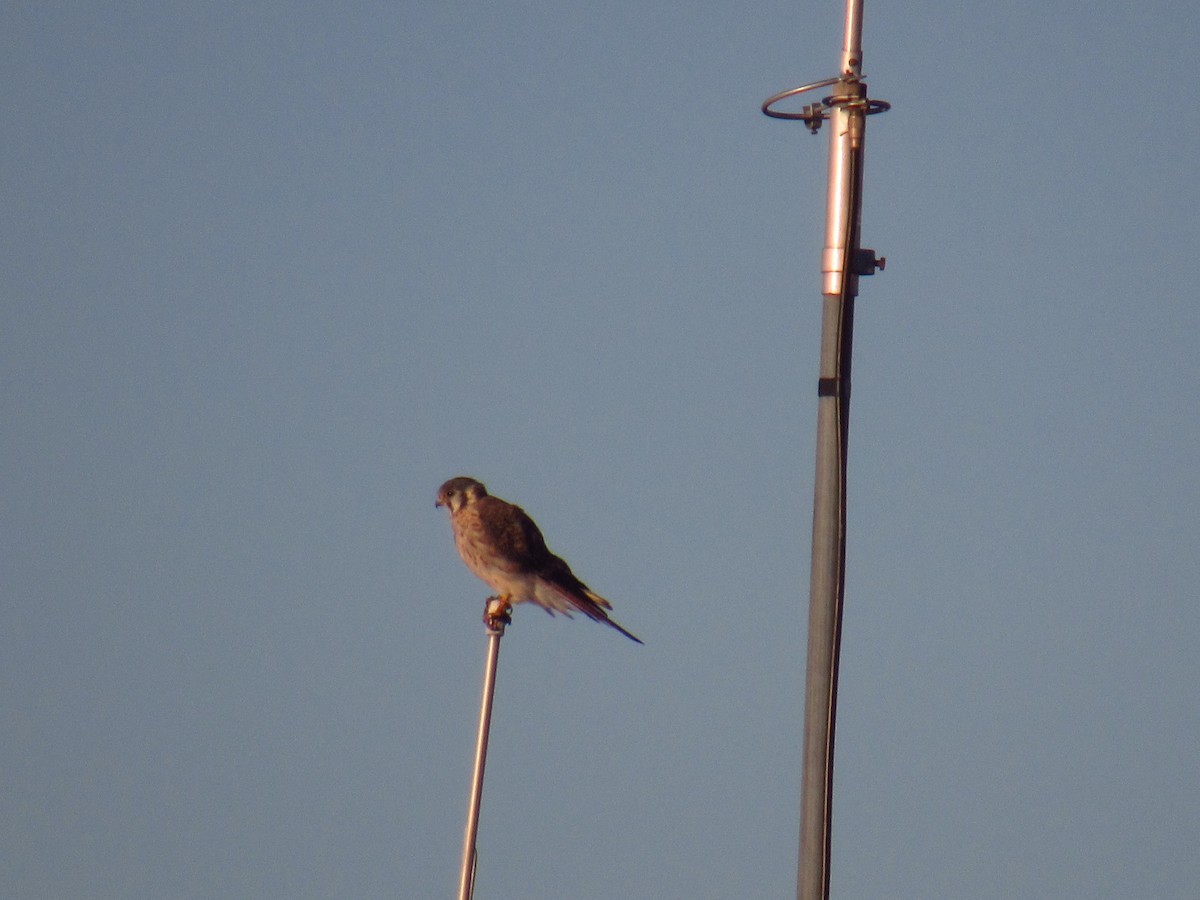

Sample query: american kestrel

[435,476,642,644]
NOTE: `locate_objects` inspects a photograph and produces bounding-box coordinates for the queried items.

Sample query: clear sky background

[4,2,1198,898]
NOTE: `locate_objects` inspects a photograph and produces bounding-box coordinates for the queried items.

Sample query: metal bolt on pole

[762,0,888,897]
[456,597,512,900]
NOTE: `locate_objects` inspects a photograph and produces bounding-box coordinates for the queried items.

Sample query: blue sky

[4,2,1199,898]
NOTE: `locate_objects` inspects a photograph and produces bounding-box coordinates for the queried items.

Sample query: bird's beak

[435,499,444,509]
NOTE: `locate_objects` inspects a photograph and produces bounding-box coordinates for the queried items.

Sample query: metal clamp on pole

[761,74,888,299]
[762,78,889,133]
[457,596,512,900]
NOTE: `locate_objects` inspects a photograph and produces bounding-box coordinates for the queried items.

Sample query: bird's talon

[483,596,512,629]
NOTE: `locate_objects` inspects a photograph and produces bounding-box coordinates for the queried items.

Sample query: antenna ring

[761,78,841,119]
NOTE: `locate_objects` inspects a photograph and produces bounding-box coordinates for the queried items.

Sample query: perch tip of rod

[483,596,512,634]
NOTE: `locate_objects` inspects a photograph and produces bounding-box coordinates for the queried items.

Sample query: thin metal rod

[839,0,864,76]
[797,0,868,896]
[457,600,509,900]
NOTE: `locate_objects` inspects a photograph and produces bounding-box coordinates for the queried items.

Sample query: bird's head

[435,476,487,513]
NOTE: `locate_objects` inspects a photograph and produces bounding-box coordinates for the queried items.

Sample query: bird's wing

[479,498,607,611]
[477,496,643,644]
[474,496,555,574]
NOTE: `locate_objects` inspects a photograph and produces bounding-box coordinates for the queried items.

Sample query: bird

[435,476,642,643]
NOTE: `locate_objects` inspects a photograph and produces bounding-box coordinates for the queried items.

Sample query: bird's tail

[603,615,644,644]
[582,589,643,645]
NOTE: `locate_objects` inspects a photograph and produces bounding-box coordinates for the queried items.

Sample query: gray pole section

[456,599,511,900]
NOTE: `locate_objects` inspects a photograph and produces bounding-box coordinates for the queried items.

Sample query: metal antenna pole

[763,1,887,897]
[456,597,512,900]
